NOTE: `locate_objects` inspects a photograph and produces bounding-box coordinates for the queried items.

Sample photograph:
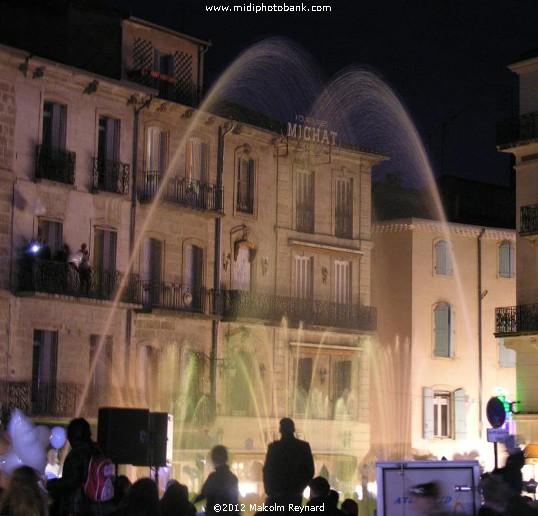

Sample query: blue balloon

[50,426,67,449]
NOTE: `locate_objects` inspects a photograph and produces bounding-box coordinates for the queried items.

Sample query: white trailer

[375,460,481,515]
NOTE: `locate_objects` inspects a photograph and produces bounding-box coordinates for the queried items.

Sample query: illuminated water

[71,36,481,505]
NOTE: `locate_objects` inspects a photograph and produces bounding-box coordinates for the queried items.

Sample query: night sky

[109,0,538,187]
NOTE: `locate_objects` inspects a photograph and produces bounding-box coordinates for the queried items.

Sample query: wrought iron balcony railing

[17,258,140,303]
[92,158,130,195]
[139,173,223,212]
[497,111,538,147]
[520,204,538,236]
[139,281,213,314]
[496,304,538,335]
[128,70,204,108]
[36,145,76,184]
[217,290,377,331]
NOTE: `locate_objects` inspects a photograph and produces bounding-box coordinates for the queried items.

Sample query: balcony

[17,258,140,303]
[521,204,538,238]
[497,111,538,148]
[495,304,538,336]
[139,173,223,213]
[36,145,76,185]
[139,281,215,314]
[128,69,204,108]
[218,290,377,332]
[92,158,130,195]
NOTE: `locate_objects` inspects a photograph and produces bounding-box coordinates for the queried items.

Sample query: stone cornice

[373,218,515,240]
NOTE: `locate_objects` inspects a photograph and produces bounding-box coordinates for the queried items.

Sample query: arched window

[434,239,452,276]
[433,303,454,358]
[499,242,515,278]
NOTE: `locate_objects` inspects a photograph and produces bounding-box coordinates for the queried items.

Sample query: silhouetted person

[341,498,359,516]
[194,446,239,516]
[118,478,161,516]
[161,480,196,516]
[263,418,314,509]
[47,418,96,515]
[0,465,49,515]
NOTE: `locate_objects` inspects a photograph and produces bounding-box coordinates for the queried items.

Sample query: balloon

[0,449,22,475]
[36,425,51,448]
[50,426,67,449]
[7,409,46,473]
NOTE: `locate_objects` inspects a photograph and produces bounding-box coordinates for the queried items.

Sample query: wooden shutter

[453,388,467,440]
[434,304,450,357]
[423,387,434,439]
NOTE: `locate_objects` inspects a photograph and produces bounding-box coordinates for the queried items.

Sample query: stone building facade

[0,10,380,495]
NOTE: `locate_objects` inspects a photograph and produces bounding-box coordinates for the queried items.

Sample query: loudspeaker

[98,407,150,466]
[149,412,170,467]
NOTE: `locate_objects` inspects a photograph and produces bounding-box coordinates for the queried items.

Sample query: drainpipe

[210,122,233,401]
[478,228,486,437]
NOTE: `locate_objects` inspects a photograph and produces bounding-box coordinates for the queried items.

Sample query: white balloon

[36,425,51,448]
[0,450,22,476]
[50,426,67,449]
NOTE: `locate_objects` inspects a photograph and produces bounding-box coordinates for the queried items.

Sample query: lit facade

[496,51,538,446]
[373,219,516,469]
[0,11,380,495]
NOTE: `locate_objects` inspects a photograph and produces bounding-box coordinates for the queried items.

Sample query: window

[89,335,112,409]
[294,256,313,299]
[499,242,515,278]
[433,303,454,358]
[37,218,63,257]
[434,240,452,276]
[179,349,204,421]
[141,238,163,306]
[96,116,120,192]
[139,345,161,409]
[296,170,314,233]
[93,229,117,298]
[423,387,466,440]
[153,50,174,98]
[335,177,353,238]
[42,102,67,150]
[237,155,255,214]
[32,330,58,414]
[186,137,207,183]
[291,350,359,420]
[229,350,254,416]
[499,340,516,368]
[334,260,351,305]
[184,244,204,309]
[146,127,167,175]
[232,246,252,291]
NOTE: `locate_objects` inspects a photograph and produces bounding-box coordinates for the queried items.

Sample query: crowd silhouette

[1,416,537,515]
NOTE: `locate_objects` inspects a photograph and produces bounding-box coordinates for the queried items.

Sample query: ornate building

[0,3,379,495]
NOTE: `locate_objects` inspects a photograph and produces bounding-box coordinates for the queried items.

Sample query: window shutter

[510,245,515,277]
[434,304,450,357]
[423,387,434,439]
[499,244,510,277]
[453,388,467,440]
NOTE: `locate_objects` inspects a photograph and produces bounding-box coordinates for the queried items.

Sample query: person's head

[161,480,191,516]
[309,476,330,499]
[67,417,91,446]
[341,498,359,516]
[1,465,45,514]
[114,475,132,503]
[328,489,339,507]
[125,477,161,516]
[279,418,295,437]
[211,445,228,467]
[81,243,87,251]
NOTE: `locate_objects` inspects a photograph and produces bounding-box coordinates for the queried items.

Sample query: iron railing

[36,145,76,184]
[17,258,140,303]
[92,158,130,195]
[497,111,538,147]
[139,173,223,212]
[128,70,204,108]
[217,290,377,331]
[139,281,213,313]
[496,304,538,335]
[521,204,538,235]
